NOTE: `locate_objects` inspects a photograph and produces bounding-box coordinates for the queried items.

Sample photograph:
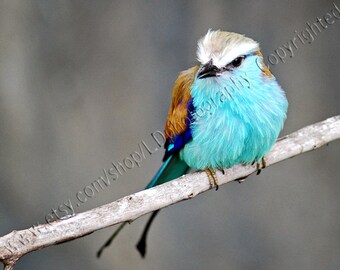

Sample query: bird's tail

[145,152,189,189]
[97,152,189,258]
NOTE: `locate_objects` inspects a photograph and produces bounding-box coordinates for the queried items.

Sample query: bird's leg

[210,169,218,190]
[204,168,219,190]
[256,156,267,175]
[205,168,214,189]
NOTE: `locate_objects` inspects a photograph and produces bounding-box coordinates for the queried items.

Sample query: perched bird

[97,30,288,258]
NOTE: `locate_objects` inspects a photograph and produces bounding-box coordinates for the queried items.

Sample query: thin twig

[1,115,340,269]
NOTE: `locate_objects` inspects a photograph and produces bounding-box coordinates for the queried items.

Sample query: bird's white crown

[197,30,259,68]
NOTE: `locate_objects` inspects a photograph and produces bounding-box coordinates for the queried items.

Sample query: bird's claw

[205,168,219,190]
[256,156,267,175]
[237,178,245,184]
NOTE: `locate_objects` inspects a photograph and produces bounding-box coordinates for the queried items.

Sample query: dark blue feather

[163,98,195,161]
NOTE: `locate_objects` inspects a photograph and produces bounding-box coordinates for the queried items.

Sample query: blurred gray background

[0,1,339,269]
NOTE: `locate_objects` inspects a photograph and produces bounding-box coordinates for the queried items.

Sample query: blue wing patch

[162,98,195,161]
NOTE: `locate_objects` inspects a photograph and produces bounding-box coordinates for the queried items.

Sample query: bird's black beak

[197,60,219,79]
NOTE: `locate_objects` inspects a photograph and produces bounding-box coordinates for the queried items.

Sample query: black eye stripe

[224,55,246,70]
[231,57,243,67]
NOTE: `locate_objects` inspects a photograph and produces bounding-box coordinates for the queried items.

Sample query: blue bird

[98,30,288,258]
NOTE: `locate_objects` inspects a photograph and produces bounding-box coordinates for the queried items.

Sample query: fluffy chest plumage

[180,64,288,170]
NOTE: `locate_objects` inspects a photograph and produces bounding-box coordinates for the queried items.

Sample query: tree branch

[1,115,340,269]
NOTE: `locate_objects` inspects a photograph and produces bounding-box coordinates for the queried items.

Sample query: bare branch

[1,115,340,269]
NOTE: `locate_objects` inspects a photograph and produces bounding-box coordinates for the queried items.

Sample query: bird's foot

[205,168,219,190]
[256,156,267,175]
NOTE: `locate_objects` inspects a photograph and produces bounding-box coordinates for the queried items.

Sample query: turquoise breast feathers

[180,54,288,169]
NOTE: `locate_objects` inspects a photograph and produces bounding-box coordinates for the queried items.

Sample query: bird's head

[196,30,268,80]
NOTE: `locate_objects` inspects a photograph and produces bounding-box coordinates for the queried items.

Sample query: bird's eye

[227,56,245,69]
